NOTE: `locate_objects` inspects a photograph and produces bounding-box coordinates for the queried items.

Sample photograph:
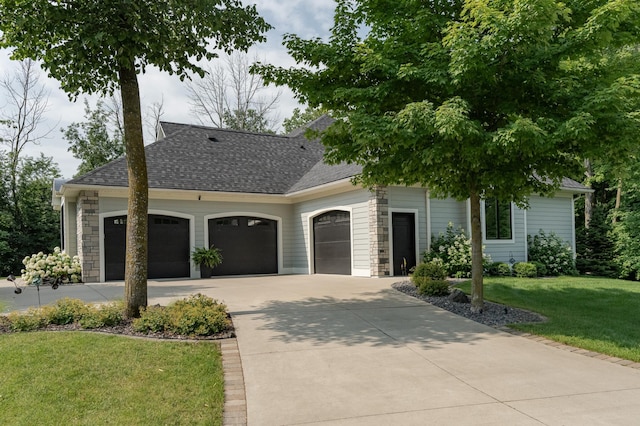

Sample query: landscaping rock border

[392,280,546,327]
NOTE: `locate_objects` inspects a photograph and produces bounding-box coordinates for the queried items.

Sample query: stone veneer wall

[369,186,390,277]
[76,190,100,283]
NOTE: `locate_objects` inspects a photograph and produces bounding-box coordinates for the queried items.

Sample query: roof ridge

[160,121,291,139]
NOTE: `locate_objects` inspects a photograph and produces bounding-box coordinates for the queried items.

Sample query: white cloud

[0,2,335,178]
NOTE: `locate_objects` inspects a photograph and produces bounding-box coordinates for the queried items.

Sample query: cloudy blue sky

[0,0,336,178]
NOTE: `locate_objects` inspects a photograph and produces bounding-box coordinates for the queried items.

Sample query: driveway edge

[497,326,640,369]
[221,338,247,426]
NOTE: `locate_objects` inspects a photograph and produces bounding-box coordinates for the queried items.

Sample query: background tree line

[576,155,640,281]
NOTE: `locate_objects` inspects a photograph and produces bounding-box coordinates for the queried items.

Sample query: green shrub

[530,261,548,277]
[47,298,91,325]
[528,230,576,275]
[575,258,618,278]
[486,262,511,276]
[172,293,219,310]
[417,279,450,297]
[7,308,48,332]
[411,261,446,285]
[576,205,618,278]
[168,294,229,336]
[168,304,229,336]
[513,262,537,278]
[134,294,231,337]
[423,223,491,278]
[5,294,230,337]
[613,206,640,280]
[79,301,124,329]
[133,305,170,333]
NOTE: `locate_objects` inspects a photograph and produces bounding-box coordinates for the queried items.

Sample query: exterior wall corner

[369,186,390,277]
[76,190,100,283]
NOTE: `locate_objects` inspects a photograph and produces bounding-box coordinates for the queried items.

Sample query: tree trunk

[469,191,484,313]
[613,178,623,224]
[119,63,148,319]
[584,158,593,228]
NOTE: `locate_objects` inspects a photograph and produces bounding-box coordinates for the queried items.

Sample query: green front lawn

[459,276,640,362]
[0,332,224,425]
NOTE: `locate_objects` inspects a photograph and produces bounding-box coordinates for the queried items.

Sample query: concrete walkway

[3,275,640,425]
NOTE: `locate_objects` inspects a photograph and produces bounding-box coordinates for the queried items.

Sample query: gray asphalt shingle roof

[68,116,359,194]
[67,115,588,195]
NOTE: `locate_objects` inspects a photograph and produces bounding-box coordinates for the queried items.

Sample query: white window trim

[481,199,516,244]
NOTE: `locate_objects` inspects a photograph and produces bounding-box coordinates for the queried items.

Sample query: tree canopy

[1,0,270,317]
[63,100,126,177]
[282,106,327,134]
[257,0,640,310]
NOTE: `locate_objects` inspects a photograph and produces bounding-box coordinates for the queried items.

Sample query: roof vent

[300,145,306,150]
[208,136,218,142]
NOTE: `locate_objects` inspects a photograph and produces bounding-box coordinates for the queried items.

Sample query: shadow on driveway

[233,288,502,351]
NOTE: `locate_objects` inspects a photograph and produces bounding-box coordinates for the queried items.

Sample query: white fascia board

[285,178,360,202]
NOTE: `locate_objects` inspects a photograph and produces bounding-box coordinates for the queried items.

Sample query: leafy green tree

[0,153,60,276]
[257,0,640,311]
[0,0,270,317]
[0,151,14,275]
[0,59,52,231]
[223,108,275,133]
[282,106,327,134]
[63,99,126,177]
[576,205,618,277]
[613,162,640,280]
[15,155,61,264]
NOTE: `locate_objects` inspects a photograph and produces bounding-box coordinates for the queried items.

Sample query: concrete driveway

[3,275,640,425]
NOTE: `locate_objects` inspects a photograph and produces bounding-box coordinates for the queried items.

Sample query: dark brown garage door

[313,210,351,275]
[104,214,190,281]
[208,216,277,276]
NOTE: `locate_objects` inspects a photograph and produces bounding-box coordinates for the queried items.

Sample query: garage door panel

[208,216,278,276]
[148,216,190,279]
[314,211,351,275]
[104,214,190,281]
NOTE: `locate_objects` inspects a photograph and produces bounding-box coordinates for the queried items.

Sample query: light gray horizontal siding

[526,194,574,245]
[294,189,371,274]
[429,197,467,236]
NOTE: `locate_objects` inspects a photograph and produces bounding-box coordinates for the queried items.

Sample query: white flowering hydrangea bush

[21,247,82,284]
[423,223,491,278]
[527,230,577,276]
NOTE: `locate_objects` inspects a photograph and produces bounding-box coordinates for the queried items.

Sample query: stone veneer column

[369,186,390,277]
[76,190,100,283]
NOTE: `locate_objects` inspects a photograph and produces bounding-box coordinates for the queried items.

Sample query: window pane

[485,199,498,239]
[498,202,512,239]
[485,199,511,240]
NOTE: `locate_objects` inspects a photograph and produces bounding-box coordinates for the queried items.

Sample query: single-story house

[52,116,588,282]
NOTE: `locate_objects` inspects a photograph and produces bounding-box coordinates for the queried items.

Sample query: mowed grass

[459,276,640,362]
[0,332,224,425]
